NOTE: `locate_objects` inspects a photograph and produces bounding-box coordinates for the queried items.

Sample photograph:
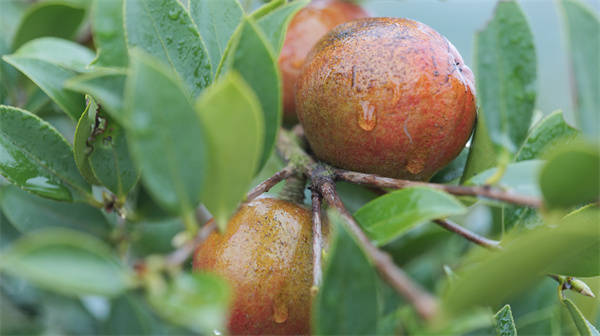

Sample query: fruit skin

[194,198,319,335]
[279,0,368,124]
[296,17,477,181]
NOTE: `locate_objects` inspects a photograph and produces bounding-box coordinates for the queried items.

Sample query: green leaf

[189,0,244,78]
[256,0,309,53]
[0,0,27,46]
[146,272,230,333]
[462,116,497,182]
[130,217,184,256]
[73,97,102,185]
[559,0,599,140]
[3,38,95,120]
[354,187,467,246]
[516,110,579,162]
[249,0,285,20]
[90,0,128,68]
[124,0,212,97]
[220,18,282,171]
[431,147,469,184]
[474,0,537,152]
[124,50,208,214]
[0,228,134,297]
[12,1,86,49]
[196,72,264,230]
[314,210,379,334]
[106,295,155,335]
[495,305,517,336]
[540,143,599,208]
[468,160,544,199]
[0,105,92,202]
[0,185,109,237]
[563,298,600,336]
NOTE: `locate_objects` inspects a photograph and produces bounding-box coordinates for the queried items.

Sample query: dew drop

[358,101,376,131]
[273,301,288,324]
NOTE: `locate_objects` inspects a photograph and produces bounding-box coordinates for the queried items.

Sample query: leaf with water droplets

[90,0,128,68]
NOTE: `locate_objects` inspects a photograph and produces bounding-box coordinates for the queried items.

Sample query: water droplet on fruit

[358,101,376,131]
[406,157,425,175]
[273,301,288,323]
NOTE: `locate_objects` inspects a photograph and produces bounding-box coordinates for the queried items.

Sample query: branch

[246,165,295,202]
[434,219,501,250]
[335,169,542,208]
[311,187,324,291]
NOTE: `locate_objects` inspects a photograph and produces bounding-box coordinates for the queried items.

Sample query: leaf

[220,18,282,171]
[494,305,517,336]
[124,0,212,97]
[73,97,102,185]
[474,0,537,152]
[462,116,497,182]
[106,295,155,335]
[130,217,184,256]
[90,0,128,68]
[314,210,379,334]
[3,38,95,120]
[559,0,600,140]
[124,49,208,214]
[0,228,134,297]
[563,298,600,336]
[0,105,92,202]
[0,185,109,237]
[516,110,579,162]
[467,160,544,199]
[354,187,467,246]
[189,0,244,78]
[146,272,230,333]
[256,0,309,53]
[12,1,86,49]
[196,72,264,230]
[539,142,599,208]
[0,0,27,46]
[249,0,285,20]
[431,147,469,184]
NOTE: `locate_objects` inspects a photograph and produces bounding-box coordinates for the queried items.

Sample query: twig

[335,169,542,208]
[246,165,295,201]
[311,187,324,290]
[434,219,501,250]
[166,220,216,266]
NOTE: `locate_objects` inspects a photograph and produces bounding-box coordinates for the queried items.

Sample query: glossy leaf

[0,105,92,202]
[474,0,537,152]
[124,50,208,214]
[559,0,599,140]
[314,210,379,334]
[189,0,244,78]
[563,298,600,336]
[355,187,467,246]
[12,1,86,49]
[540,143,599,208]
[494,305,517,336]
[516,110,579,162]
[73,97,101,185]
[90,0,128,68]
[196,72,264,230]
[124,0,212,97]
[256,0,308,53]
[0,229,134,297]
[146,272,230,333]
[0,185,109,237]
[468,160,544,199]
[220,18,282,171]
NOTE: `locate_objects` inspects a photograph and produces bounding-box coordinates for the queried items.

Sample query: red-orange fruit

[296,17,477,180]
[194,198,318,335]
[279,0,368,123]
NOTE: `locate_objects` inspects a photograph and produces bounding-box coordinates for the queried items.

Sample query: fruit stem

[310,188,324,290]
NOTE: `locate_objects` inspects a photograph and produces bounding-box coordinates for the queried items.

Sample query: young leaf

[0,228,135,297]
[196,72,264,230]
[354,187,466,246]
[12,1,86,49]
[124,49,209,214]
[73,97,102,185]
[474,0,537,152]
[467,160,544,199]
[562,298,600,336]
[124,0,212,97]
[0,105,92,202]
[90,0,128,68]
[314,210,379,334]
[559,0,599,140]
[494,305,517,336]
[189,0,244,78]
[256,0,309,54]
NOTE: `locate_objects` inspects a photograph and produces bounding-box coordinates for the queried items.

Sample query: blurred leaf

[124,50,208,214]
[146,272,230,334]
[516,110,579,162]
[495,305,517,336]
[249,151,286,198]
[256,0,308,53]
[0,229,134,297]
[0,185,109,237]
[90,0,128,68]
[462,116,497,182]
[3,38,94,120]
[563,298,600,336]
[559,0,599,140]
[130,218,183,256]
[73,97,102,185]
[540,143,599,208]
[355,187,466,246]
[474,0,537,152]
[124,0,212,97]
[0,105,92,202]
[0,0,27,46]
[468,160,543,199]
[12,1,86,49]
[220,18,281,171]
[431,147,469,184]
[106,295,154,335]
[336,181,379,214]
[189,0,244,78]
[314,210,379,334]
[0,210,20,249]
[196,72,264,230]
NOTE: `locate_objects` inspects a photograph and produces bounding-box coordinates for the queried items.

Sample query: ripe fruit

[279,0,368,123]
[194,198,319,335]
[296,18,477,181]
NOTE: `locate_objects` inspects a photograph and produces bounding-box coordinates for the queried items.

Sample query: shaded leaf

[432,147,469,184]
[90,0,128,68]
[73,97,102,185]
[130,217,184,256]
[462,116,497,182]
[106,295,155,335]
[563,298,600,336]
[495,305,517,336]
[256,0,309,53]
